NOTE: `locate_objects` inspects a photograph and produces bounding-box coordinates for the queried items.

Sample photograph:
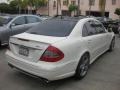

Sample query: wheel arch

[0,40,1,47]
[75,50,90,71]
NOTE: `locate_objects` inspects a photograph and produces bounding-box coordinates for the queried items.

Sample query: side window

[26,16,41,24]
[82,25,89,37]
[85,21,97,36]
[12,16,26,26]
[94,21,106,34]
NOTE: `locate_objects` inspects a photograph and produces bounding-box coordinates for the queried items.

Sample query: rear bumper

[8,63,49,82]
[6,50,75,81]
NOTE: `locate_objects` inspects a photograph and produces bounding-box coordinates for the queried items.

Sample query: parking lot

[0,36,120,90]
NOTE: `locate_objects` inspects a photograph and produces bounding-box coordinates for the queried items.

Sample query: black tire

[0,41,1,47]
[75,53,90,80]
[109,38,115,52]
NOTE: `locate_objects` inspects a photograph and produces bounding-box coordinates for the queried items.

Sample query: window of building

[112,0,116,5]
[53,0,56,7]
[89,0,95,6]
[71,1,76,5]
[63,0,69,6]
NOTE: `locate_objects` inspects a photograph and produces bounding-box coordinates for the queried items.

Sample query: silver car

[0,15,43,46]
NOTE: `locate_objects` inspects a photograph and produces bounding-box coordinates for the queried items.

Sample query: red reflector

[40,46,64,62]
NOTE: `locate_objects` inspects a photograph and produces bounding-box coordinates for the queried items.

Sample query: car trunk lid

[9,33,66,62]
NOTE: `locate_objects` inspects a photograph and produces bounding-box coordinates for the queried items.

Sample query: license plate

[19,46,29,56]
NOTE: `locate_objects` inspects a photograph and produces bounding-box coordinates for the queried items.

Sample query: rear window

[27,20,77,37]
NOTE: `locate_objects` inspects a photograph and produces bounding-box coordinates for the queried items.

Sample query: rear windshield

[27,20,77,37]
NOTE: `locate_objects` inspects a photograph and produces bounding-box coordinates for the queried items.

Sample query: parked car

[111,19,120,34]
[6,17,115,82]
[118,24,120,36]
[37,14,52,20]
[95,17,120,34]
[95,17,113,28]
[0,14,43,46]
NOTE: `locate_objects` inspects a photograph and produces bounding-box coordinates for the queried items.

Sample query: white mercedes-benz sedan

[6,17,115,81]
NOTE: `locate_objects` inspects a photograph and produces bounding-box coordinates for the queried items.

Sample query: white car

[6,17,115,82]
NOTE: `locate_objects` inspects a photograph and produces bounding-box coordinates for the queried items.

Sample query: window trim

[82,24,89,37]
[82,20,106,37]
[26,16,40,24]
[12,16,26,26]
[94,21,107,34]
[85,20,98,36]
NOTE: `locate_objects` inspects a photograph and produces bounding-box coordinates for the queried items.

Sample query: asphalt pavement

[0,36,120,90]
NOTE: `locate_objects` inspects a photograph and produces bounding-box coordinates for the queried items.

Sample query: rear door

[10,16,26,36]
[82,20,103,62]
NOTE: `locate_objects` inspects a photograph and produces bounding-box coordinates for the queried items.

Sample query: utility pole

[48,0,49,16]
[18,6,21,14]
[89,0,92,17]
[77,0,80,16]
[57,0,59,15]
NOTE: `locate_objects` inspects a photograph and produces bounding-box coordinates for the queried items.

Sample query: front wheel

[75,53,90,80]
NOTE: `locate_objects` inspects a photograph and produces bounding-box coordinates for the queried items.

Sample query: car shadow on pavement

[0,45,8,50]
[10,70,79,90]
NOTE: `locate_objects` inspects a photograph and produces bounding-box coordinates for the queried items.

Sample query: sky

[0,0,7,3]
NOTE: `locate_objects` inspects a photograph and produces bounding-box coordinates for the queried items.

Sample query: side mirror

[10,23,16,28]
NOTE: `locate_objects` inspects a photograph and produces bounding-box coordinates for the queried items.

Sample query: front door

[10,16,26,36]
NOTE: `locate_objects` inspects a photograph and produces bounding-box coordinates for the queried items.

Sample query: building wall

[37,0,120,19]
[80,0,120,19]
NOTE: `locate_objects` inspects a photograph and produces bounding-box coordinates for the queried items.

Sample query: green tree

[8,0,48,14]
[99,0,106,17]
[34,0,47,10]
[0,3,10,13]
[8,0,23,14]
[77,0,80,16]
[115,8,120,19]
[69,4,77,16]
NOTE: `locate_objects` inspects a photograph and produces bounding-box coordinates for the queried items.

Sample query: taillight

[40,46,64,62]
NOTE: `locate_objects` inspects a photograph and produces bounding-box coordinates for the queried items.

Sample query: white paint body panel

[6,18,115,81]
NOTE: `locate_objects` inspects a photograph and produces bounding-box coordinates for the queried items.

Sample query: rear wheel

[109,38,115,52]
[75,53,90,79]
[0,41,1,47]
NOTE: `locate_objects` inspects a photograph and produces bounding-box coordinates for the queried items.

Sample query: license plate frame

[19,46,29,56]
